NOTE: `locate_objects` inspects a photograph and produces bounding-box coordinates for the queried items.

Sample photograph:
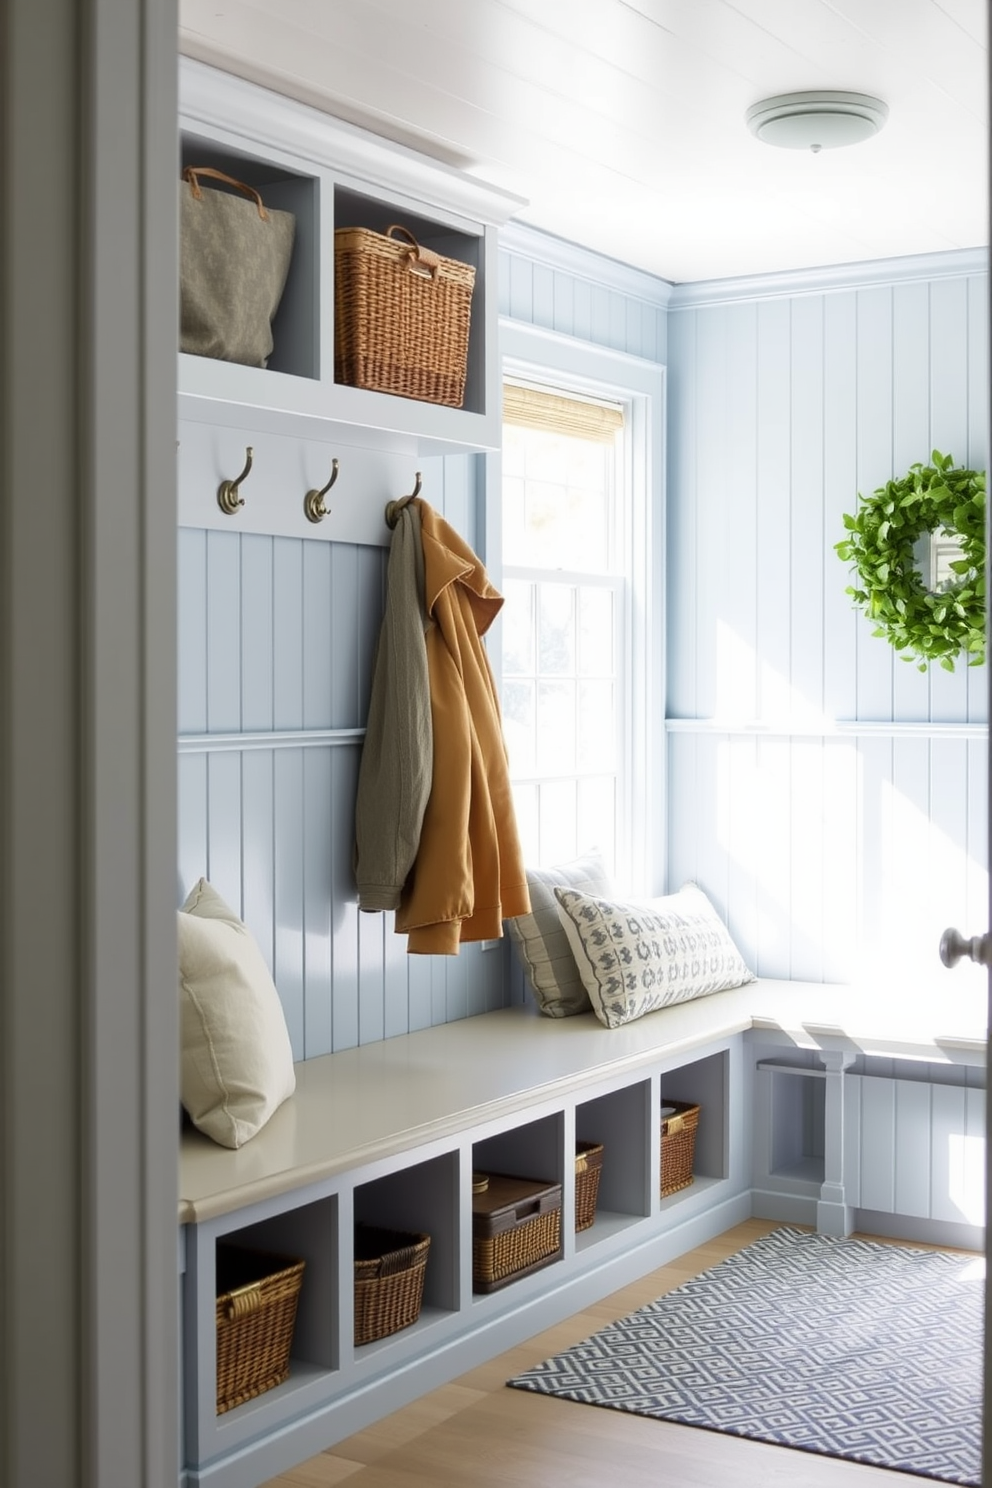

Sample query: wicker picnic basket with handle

[353,1223,431,1346]
[660,1099,700,1198]
[574,1140,604,1232]
[215,1243,305,1414]
[334,223,476,407]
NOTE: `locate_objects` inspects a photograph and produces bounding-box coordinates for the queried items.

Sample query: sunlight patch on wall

[946,1132,986,1228]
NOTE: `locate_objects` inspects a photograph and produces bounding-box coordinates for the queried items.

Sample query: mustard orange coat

[396,501,531,953]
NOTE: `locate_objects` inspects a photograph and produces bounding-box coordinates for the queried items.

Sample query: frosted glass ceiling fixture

[746,91,888,153]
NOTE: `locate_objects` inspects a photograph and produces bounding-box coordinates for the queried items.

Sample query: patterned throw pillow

[553,883,755,1030]
[506,853,612,1017]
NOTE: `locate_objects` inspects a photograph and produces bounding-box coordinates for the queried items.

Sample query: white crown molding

[179,55,526,228]
[499,221,675,309]
[669,247,988,310]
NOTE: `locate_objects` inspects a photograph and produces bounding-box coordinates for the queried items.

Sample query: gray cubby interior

[576,1081,652,1220]
[225,1194,339,1374]
[354,1151,460,1316]
[660,1049,729,1185]
[179,132,320,381]
[768,1067,826,1182]
[472,1112,564,1188]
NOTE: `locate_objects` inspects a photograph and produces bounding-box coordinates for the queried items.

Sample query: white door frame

[0,1,179,1482]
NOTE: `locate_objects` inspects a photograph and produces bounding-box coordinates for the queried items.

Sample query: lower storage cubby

[214,1197,339,1396]
[182,1191,341,1472]
[575,1081,652,1248]
[353,1151,459,1349]
[758,1056,827,1186]
[472,1113,564,1293]
[659,1049,729,1204]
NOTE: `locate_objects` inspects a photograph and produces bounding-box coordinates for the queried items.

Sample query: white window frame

[489,319,666,896]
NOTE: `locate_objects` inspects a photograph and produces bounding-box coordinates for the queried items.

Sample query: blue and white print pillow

[553,882,755,1029]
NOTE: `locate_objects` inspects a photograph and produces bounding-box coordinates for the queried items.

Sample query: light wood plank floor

[261,1219,974,1488]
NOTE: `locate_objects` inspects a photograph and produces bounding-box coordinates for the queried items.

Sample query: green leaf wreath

[835,450,986,672]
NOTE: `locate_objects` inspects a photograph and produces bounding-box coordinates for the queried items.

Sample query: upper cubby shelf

[177,58,526,456]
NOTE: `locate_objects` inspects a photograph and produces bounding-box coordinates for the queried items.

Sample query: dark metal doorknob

[939,927,992,968]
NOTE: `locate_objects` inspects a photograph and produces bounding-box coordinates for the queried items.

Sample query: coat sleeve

[353,504,433,910]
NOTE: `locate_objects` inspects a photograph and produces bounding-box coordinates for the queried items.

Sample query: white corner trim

[499,220,675,309]
[669,246,988,309]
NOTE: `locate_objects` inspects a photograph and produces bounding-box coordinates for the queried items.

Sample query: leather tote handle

[386,223,440,279]
[182,165,269,221]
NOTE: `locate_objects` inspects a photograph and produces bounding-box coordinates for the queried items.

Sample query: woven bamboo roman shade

[502,382,624,443]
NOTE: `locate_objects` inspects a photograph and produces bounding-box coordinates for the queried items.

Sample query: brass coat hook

[384,471,423,529]
[304,458,340,524]
[217,446,253,515]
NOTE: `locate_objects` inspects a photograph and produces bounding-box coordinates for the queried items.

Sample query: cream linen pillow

[554,882,755,1030]
[506,853,612,1017]
[178,879,296,1148]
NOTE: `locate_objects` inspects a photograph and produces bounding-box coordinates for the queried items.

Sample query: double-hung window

[497,324,664,896]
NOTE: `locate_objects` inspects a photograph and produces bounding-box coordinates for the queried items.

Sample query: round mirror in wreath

[835,450,986,673]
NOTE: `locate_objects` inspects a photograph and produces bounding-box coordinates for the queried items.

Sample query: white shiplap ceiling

[178,0,988,283]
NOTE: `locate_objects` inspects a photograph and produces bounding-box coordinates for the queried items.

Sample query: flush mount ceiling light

[746,91,888,152]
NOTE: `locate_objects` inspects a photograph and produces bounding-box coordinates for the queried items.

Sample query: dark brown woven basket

[660,1099,700,1198]
[574,1141,604,1232]
[354,1224,431,1346]
[215,1244,305,1415]
[472,1173,562,1292]
[334,224,476,407]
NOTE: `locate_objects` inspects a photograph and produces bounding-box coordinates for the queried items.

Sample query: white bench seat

[179,976,987,1224]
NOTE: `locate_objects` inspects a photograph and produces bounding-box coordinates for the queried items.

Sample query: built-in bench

[179,977,987,1488]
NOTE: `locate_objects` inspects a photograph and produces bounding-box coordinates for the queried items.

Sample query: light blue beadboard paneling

[272,538,304,733]
[822,291,859,723]
[242,749,275,975]
[667,251,988,988]
[205,750,243,913]
[273,748,306,1058]
[177,751,207,903]
[756,300,793,722]
[302,747,334,1057]
[178,528,207,734]
[206,531,242,733]
[358,911,386,1046]
[665,309,697,719]
[859,1077,896,1213]
[241,535,274,732]
[499,228,670,364]
[408,950,435,1030]
[894,1080,932,1219]
[789,295,825,723]
[302,540,333,731]
[330,740,361,1051]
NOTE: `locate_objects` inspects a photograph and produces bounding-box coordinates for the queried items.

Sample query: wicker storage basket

[354,1224,431,1346]
[215,1244,305,1415]
[472,1173,562,1293]
[574,1141,604,1232]
[334,224,476,407]
[660,1099,700,1198]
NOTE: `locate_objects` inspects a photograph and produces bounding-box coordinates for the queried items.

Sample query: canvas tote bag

[180,166,296,368]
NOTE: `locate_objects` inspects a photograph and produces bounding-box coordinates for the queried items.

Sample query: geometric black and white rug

[507,1228,983,1484]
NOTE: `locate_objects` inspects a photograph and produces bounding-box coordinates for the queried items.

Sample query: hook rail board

[178,419,442,547]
